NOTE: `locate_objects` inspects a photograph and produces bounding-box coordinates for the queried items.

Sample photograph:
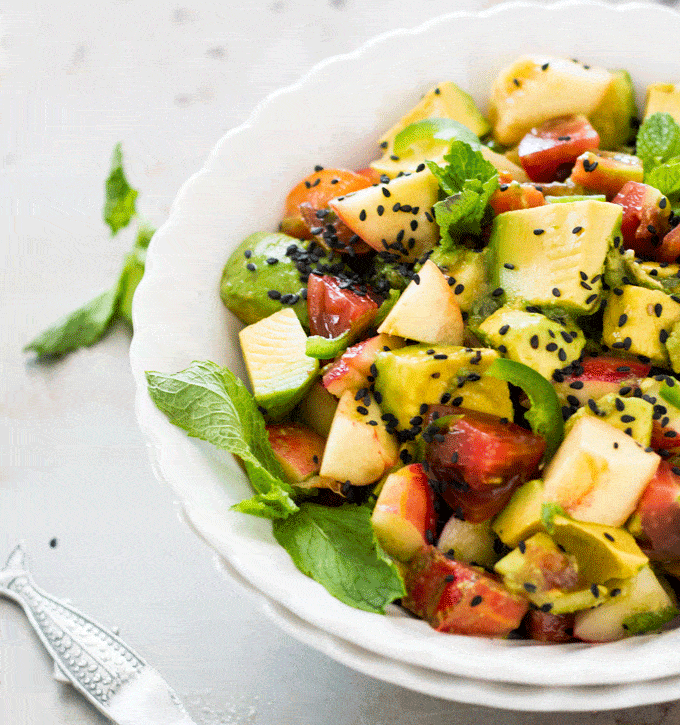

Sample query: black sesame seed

[572,226,583,234]
[618,314,628,327]
[583,159,598,172]
[569,380,584,390]
[546,342,558,352]
[492,287,504,297]
[499,324,510,336]
[660,329,670,344]
[513,78,520,86]
[530,335,539,349]
[655,303,663,318]
[534,228,545,235]
[470,595,483,607]
[586,294,598,304]
[267,290,281,300]
[552,287,561,297]
[590,583,600,598]
[454,283,465,295]
[246,262,256,272]
[604,532,615,542]
[523,582,537,593]
[382,186,391,198]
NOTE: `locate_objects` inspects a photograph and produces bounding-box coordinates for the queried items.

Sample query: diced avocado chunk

[239,308,318,420]
[636,260,680,295]
[221,232,340,328]
[478,307,585,380]
[489,200,622,314]
[492,479,545,548]
[589,69,638,150]
[644,83,680,124]
[546,194,606,203]
[564,393,654,447]
[551,515,648,582]
[371,82,490,177]
[494,532,604,613]
[574,565,678,641]
[426,246,490,312]
[602,285,680,366]
[373,345,513,430]
[622,251,665,292]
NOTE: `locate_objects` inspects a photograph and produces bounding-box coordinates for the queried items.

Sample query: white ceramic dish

[130,0,680,709]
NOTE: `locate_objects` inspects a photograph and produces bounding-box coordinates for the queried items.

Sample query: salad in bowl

[131,0,680,705]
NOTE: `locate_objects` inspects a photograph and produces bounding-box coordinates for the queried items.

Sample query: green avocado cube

[239,308,318,420]
[602,285,680,366]
[478,307,585,380]
[492,479,545,548]
[373,345,513,431]
[489,200,622,314]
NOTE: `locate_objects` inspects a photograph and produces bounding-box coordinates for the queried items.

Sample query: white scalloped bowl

[130,0,680,710]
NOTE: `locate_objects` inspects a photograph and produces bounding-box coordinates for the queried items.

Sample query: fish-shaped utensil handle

[0,544,197,725]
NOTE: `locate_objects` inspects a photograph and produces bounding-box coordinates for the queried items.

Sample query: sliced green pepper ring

[392,118,481,158]
[485,357,564,461]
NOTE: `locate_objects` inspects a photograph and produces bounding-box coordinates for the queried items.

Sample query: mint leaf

[118,223,155,325]
[105,143,139,235]
[427,140,498,196]
[272,502,405,613]
[146,360,298,519]
[622,606,679,636]
[23,287,120,357]
[636,113,680,173]
[427,141,498,249]
[645,157,680,199]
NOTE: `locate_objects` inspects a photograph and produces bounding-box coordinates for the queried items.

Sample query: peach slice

[266,423,325,483]
[371,463,437,562]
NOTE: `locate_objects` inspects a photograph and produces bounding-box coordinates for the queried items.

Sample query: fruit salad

[148,55,680,643]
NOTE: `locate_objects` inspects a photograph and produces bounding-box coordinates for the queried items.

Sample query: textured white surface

[3,0,680,723]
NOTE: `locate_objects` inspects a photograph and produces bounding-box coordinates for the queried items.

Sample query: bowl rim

[130,0,680,705]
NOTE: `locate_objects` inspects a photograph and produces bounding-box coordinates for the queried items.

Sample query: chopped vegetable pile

[149,56,680,643]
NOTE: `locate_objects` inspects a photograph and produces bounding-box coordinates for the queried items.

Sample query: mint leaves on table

[427,140,498,249]
[24,144,155,358]
[636,113,680,200]
[146,360,405,614]
[272,502,405,613]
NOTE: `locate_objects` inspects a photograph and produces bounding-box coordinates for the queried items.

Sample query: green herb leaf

[104,143,139,235]
[622,606,679,636]
[146,360,298,519]
[272,502,405,613]
[118,223,155,325]
[645,157,680,199]
[636,113,680,173]
[427,141,498,248]
[23,287,120,357]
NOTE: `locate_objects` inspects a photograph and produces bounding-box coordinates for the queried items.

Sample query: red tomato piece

[518,115,600,183]
[612,181,672,258]
[636,461,680,560]
[306,274,379,339]
[282,168,373,240]
[298,202,372,255]
[402,546,529,638]
[425,408,546,492]
[526,610,575,643]
[657,224,680,264]
[489,181,546,215]
[569,150,643,200]
[438,476,521,524]
[577,355,651,382]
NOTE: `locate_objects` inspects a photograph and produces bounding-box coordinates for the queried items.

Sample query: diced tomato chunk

[298,202,372,255]
[636,461,680,560]
[489,181,546,215]
[612,181,672,258]
[282,168,373,240]
[526,610,575,643]
[518,115,600,183]
[657,224,680,264]
[577,355,651,382]
[425,408,545,491]
[307,274,379,339]
[569,150,643,200]
[402,546,529,638]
